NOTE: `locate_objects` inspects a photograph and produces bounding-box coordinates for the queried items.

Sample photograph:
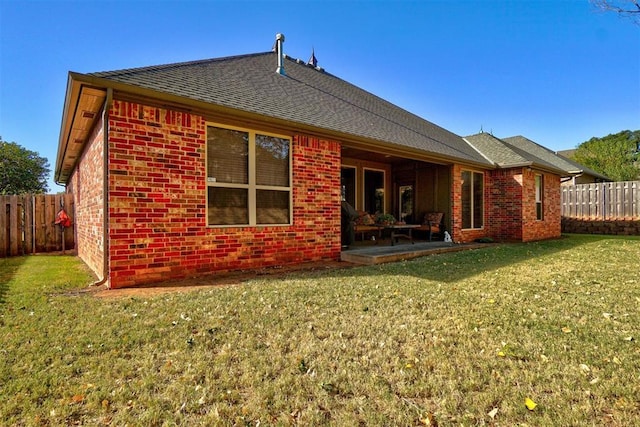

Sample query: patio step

[340,241,488,265]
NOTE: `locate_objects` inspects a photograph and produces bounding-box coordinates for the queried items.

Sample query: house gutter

[93,87,112,287]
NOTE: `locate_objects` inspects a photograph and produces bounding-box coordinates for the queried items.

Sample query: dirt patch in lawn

[90,260,354,299]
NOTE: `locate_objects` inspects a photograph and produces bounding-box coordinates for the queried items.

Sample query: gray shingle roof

[502,135,582,174]
[464,133,528,166]
[88,52,491,165]
[465,132,576,176]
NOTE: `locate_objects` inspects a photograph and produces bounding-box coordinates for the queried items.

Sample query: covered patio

[340,145,452,244]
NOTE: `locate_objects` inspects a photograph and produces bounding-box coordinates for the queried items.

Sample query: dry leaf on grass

[488,407,498,418]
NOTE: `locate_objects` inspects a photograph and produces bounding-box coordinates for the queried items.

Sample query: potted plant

[375,213,397,226]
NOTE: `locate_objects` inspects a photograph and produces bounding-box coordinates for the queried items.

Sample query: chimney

[275,33,286,76]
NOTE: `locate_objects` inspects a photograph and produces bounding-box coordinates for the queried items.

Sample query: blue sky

[1,0,639,193]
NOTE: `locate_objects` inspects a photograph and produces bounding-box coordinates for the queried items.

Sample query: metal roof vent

[274,33,286,76]
[308,48,317,67]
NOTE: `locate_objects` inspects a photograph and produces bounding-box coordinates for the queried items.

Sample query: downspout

[93,87,112,287]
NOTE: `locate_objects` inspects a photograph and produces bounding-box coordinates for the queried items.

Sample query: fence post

[600,182,606,220]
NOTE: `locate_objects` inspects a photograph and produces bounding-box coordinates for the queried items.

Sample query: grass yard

[1,234,639,426]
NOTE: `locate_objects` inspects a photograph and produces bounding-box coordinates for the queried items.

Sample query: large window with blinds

[206,124,291,226]
[461,170,484,229]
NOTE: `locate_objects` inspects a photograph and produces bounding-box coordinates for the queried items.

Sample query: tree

[590,0,640,25]
[573,130,640,181]
[0,137,50,194]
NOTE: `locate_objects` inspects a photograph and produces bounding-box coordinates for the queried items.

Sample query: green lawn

[1,234,639,426]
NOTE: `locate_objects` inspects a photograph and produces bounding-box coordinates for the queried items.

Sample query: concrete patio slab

[340,241,489,265]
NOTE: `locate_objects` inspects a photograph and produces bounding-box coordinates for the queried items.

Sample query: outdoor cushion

[416,212,444,241]
[424,212,444,225]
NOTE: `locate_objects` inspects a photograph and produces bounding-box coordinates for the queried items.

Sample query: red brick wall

[522,169,561,241]
[67,112,105,280]
[106,100,341,288]
[451,165,561,243]
[487,168,523,241]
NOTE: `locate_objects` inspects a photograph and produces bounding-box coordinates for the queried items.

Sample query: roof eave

[55,72,109,185]
[55,74,82,184]
[496,161,533,169]
[495,160,573,177]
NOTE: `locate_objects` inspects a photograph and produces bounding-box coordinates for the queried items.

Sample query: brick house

[54,35,578,288]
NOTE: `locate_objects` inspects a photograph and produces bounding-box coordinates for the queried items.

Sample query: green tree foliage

[0,137,50,194]
[573,130,640,181]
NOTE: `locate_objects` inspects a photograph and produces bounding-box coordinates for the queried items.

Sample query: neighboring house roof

[464,132,569,176]
[557,149,576,158]
[55,49,494,183]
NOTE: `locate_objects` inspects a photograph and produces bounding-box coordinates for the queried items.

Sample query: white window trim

[341,164,357,207]
[362,167,386,214]
[206,122,292,227]
[535,173,543,221]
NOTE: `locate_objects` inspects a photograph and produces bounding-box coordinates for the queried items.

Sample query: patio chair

[415,212,444,241]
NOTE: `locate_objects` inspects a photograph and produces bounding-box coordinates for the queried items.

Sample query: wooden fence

[0,194,75,257]
[561,181,640,220]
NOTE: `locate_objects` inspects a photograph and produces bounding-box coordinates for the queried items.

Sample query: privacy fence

[561,181,640,235]
[0,194,75,257]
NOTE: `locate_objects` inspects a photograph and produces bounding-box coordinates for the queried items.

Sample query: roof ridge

[462,135,497,166]
[503,135,554,155]
[465,132,531,166]
[88,51,273,78]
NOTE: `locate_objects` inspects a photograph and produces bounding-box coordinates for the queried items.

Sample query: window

[399,185,413,223]
[535,174,543,220]
[207,124,291,226]
[461,170,484,229]
[364,169,385,214]
[341,166,356,207]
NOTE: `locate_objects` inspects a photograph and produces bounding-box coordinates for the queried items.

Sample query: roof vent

[308,48,318,67]
[274,33,286,76]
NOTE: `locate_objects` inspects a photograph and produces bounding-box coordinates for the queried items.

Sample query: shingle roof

[87,52,491,165]
[464,132,576,176]
[463,133,528,166]
[502,135,582,174]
